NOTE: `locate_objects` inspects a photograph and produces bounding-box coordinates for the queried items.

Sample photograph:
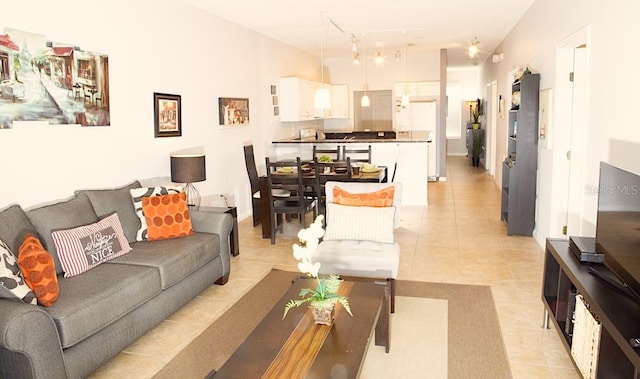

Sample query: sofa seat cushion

[313,240,399,279]
[46,262,161,349]
[110,232,220,289]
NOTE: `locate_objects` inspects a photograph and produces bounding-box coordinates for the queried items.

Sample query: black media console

[542,239,640,378]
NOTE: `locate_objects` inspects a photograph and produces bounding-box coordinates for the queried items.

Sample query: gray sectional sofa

[0,181,233,378]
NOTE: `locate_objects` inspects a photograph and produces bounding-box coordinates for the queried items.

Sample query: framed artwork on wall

[218,97,250,127]
[154,92,181,137]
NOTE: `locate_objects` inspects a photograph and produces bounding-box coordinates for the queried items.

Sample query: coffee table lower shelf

[212,279,389,379]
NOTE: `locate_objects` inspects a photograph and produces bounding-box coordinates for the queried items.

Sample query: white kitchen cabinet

[326,84,349,119]
[279,77,318,122]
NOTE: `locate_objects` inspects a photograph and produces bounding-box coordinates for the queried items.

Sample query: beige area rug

[359,296,448,378]
[154,269,511,379]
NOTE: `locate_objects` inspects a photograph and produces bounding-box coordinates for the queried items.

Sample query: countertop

[274,131,432,144]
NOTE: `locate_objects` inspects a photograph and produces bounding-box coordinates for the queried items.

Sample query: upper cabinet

[394,81,439,97]
[326,84,349,119]
[279,78,349,122]
[279,77,317,122]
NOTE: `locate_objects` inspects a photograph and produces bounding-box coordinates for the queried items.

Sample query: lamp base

[184,183,201,207]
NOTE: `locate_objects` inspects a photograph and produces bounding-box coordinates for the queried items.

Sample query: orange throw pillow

[333,186,395,207]
[18,234,59,307]
[141,192,194,241]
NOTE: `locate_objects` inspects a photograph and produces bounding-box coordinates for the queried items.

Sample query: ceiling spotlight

[375,51,384,64]
[353,52,360,65]
[394,50,401,61]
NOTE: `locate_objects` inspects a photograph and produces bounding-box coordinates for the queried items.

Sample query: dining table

[259,165,388,239]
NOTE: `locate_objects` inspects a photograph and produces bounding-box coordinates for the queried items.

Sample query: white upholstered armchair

[312,181,402,312]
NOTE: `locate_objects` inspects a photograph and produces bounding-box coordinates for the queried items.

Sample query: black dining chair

[312,157,352,215]
[313,145,341,161]
[243,144,263,226]
[342,144,372,164]
[265,157,317,244]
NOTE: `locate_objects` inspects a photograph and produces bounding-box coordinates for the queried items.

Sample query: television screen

[595,162,640,301]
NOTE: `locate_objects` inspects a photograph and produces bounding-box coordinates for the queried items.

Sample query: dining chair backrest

[342,144,372,164]
[313,157,352,212]
[313,145,341,162]
[244,144,260,196]
[265,157,307,208]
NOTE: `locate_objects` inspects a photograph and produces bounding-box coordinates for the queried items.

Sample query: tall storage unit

[500,73,540,236]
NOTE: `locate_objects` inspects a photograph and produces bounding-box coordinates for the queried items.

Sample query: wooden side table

[190,206,239,256]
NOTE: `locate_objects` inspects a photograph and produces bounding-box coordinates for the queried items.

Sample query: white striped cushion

[51,213,132,278]
[323,203,395,244]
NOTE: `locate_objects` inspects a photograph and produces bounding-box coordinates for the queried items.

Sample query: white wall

[0,0,319,222]
[481,0,640,247]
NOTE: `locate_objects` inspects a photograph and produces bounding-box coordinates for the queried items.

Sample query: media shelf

[542,239,640,378]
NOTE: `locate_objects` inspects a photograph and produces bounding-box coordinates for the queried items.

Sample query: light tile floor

[90,156,580,378]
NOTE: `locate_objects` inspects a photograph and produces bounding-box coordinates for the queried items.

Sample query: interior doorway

[551,27,590,237]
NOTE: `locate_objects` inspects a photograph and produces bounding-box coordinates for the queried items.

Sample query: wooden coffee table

[212,278,390,378]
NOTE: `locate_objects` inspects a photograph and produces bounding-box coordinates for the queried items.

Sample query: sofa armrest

[0,299,66,378]
[190,210,233,280]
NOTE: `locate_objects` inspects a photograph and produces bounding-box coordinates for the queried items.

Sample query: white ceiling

[180,0,535,67]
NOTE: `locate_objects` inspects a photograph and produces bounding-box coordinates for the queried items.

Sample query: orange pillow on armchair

[333,185,395,207]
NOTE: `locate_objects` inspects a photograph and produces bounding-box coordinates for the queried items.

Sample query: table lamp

[170,154,206,206]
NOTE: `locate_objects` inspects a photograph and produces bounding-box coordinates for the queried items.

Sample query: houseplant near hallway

[283,215,352,325]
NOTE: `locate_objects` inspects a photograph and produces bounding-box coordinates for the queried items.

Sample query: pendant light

[314,16,331,110]
[401,31,410,107]
[361,40,370,107]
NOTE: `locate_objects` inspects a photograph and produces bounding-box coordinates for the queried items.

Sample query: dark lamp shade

[170,154,206,183]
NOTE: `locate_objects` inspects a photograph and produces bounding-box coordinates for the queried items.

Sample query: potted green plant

[471,98,482,129]
[283,215,353,325]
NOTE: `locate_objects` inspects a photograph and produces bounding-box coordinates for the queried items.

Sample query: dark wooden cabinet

[542,239,640,378]
[501,73,540,236]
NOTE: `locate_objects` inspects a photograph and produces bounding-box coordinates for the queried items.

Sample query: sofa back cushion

[75,180,142,243]
[26,194,98,274]
[0,204,38,256]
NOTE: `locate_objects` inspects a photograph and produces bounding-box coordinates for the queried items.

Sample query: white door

[551,27,590,238]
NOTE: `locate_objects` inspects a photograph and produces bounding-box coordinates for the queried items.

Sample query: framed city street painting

[154,92,181,137]
[218,97,249,127]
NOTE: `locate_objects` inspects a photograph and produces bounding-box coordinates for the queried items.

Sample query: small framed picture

[270,85,276,95]
[219,97,250,126]
[154,93,181,137]
[272,95,278,106]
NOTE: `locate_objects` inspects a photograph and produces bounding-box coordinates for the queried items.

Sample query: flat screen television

[595,162,640,302]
